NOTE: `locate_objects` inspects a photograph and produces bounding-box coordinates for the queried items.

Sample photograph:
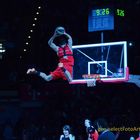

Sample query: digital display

[88,8,114,32]
[92,8,110,16]
[116,9,125,17]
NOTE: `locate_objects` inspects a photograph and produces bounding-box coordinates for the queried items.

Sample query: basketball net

[86,79,97,87]
[82,74,100,87]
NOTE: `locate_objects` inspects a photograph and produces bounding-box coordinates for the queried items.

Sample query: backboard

[70,41,129,84]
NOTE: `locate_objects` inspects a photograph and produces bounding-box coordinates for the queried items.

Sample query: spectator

[60,125,75,140]
[95,118,116,140]
[84,119,99,140]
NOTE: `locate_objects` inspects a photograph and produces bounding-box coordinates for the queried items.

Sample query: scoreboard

[88,8,125,32]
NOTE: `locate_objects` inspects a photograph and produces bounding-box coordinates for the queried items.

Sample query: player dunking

[27,26,74,82]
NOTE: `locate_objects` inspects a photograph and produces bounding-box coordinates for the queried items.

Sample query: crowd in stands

[0,81,140,139]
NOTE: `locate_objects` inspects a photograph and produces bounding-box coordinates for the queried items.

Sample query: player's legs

[39,72,53,81]
[26,63,73,82]
[62,69,72,82]
[58,62,73,82]
[27,68,53,81]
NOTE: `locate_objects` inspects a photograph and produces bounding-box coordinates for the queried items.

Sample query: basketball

[55,26,65,35]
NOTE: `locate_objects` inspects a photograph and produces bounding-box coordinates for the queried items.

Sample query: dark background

[0,0,140,139]
[0,0,140,85]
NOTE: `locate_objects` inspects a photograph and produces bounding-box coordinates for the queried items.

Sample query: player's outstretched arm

[48,33,59,52]
[64,32,73,51]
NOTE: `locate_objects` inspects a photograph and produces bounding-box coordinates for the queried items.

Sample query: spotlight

[129,42,133,46]
[128,41,134,47]
[36,12,39,15]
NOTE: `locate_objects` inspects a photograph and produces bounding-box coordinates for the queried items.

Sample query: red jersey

[86,126,99,140]
[88,130,99,140]
[51,45,74,80]
[58,45,74,65]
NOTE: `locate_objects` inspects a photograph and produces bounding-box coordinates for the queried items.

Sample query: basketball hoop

[86,79,97,87]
